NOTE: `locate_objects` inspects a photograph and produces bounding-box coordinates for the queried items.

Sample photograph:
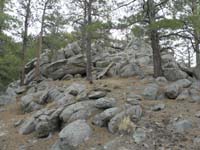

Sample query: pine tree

[19,0,32,85]
[66,0,111,83]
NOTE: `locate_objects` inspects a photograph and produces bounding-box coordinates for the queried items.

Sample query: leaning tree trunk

[20,0,31,86]
[35,1,48,81]
[150,30,163,78]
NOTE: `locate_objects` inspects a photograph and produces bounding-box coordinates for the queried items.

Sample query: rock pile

[15,80,145,149]
[22,39,192,86]
[0,39,199,150]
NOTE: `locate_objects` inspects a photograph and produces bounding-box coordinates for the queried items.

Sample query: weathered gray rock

[49,88,65,102]
[55,120,92,149]
[163,68,188,81]
[155,77,168,85]
[42,55,86,80]
[175,79,192,88]
[195,111,200,118]
[172,120,193,133]
[64,42,81,58]
[136,56,151,66]
[20,93,43,112]
[43,61,67,79]
[151,103,165,111]
[28,102,42,112]
[193,137,200,144]
[190,88,200,103]
[165,79,192,100]
[108,105,142,133]
[165,84,180,99]
[25,51,50,74]
[0,95,16,106]
[49,107,64,131]
[23,39,193,87]
[161,53,175,64]
[74,74,82,78]
[33,108,48,118]
[76,92,88,101]
[92,107,121,127]
[15,86,27,94]
[126,93,142,105]
[157,94,165,100]
[62,74,73,80]
[14,119,24,127]
[35,121,50,138]
[127,93,143,101]
[51,141,75,150]
[26,86,37,94]
[60,101,95,123]
[127,99,141,105]
[95,97,117,109]
[191,81,200,91]
[19,118,36,135]
[57,93,75,106]
[25,58,37,74]
[65,83,86,96]
[36,80,49,91]
[36,114,50,122]
[52,49,65,61]
[96,60,110,68]
[38,90,49,104]
[68,108,98,123]
[88,91,107,99]
[24,69,36,85]
[176,89,190,101]
[119,63,144,78]
[20,95,36,112]
[6,86,17,97]
[133,128,146,144]
[143,84,159,100]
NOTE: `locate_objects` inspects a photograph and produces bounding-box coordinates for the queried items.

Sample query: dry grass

[0,77,199,150]
[118,116,136,134]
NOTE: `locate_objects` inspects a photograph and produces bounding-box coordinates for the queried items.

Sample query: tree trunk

[150,30,163,77]
[194,39,200,79]
[192,0,200,79]
[85,0,93,83]
[147,0,163,78]
[81,0,87,56]
[188,49,191,68]
[20,0,31,86]
[35,33,42,81]
[35,1,48,81]
[0,0,5,34]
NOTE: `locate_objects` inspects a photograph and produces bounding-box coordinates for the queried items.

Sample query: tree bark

[150,30,163,77]
[0,0,5,34]
[194,39,200,79]
[35,0,48,81]
[191,0,200,79]
[86,0,93,83]
[20,0,31,86]
[147,0,163,78]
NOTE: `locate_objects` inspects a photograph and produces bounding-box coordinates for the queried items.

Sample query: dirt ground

[0,77,200,150]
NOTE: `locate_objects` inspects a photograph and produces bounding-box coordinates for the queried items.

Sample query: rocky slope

[22,39,192,84]
[0,77,200,150]
[0,39,199,150]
